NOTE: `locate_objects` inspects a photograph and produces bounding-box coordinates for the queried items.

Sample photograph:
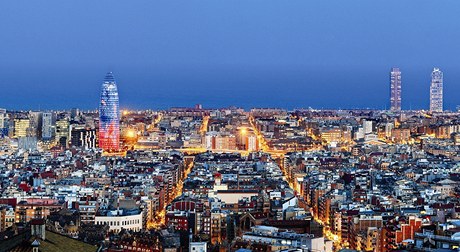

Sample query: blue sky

[0,0,459,110]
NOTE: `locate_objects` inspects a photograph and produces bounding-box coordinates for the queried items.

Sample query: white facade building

[94,210,143,233]
[363,120,373,134]
[242,226,331,252]
[190,242,207,252]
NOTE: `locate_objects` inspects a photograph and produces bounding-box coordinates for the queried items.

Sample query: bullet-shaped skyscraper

[430,68,443,112]
[390,67,402,111]
[99,72,120,152]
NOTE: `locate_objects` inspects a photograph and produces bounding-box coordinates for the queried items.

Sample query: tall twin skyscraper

[389,67,443,112]
[390,67,402,111]
[99,72,120,152]
[429,68,443,112]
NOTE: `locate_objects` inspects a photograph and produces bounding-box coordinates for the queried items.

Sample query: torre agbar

[99,72,120,152]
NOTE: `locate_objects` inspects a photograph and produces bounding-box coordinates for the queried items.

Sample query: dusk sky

[1,0,460,110]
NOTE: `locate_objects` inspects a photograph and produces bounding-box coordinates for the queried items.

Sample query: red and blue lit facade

[99,72,120,152]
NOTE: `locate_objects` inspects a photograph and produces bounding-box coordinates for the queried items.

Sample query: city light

[125,129,136,139]
[2,3,457,251]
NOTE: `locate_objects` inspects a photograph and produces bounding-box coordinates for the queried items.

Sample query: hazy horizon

[1,1,460,110]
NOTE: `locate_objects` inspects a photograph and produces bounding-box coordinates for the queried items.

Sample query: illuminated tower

[430,68,443,112]
[390,67,402,111]
[99,72,120,151]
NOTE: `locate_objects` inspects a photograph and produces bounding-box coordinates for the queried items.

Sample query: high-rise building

[71,126,97,149]
[41,112,54,141]
[390,67,402,111]
[430,68,443,112]
[14,119,30,138]
[28,111,41,137]
[55,119,70,147]
[363,120,373,134]
[0,109,7,137]
[99,72,120,152]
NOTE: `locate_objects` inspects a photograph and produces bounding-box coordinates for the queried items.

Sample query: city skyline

[0,67,454,112]
[2,95,460,251]
[3,1,460,251]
